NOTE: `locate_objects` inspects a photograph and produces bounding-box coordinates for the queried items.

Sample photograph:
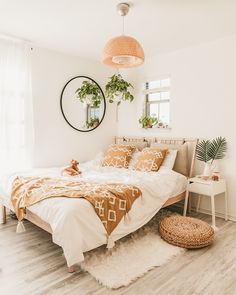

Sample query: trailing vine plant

[75,80,102,107]
[105,74,134,106]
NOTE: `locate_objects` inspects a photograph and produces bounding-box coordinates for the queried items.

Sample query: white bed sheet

[0,162,187,267]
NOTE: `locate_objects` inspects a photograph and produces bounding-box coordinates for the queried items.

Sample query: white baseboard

[195,207,236,222]
[170,202,236,222]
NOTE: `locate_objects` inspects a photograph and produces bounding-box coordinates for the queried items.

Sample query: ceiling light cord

[122,16,125,35]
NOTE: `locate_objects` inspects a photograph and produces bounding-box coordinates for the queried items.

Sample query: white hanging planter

[114,92,122,104]
[85,94,93,105]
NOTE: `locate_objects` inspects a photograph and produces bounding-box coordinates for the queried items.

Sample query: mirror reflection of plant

[139,115,158,129]
[75,81,102,107]
[105,74,134,106]
[86,117,100,129]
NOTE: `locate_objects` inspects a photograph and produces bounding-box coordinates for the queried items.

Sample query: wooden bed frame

[0,136,198,273]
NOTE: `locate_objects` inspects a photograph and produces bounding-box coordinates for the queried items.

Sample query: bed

[0,136,198,272]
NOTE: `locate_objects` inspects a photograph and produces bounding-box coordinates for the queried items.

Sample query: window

[0,38,33,175]
[143,78,170,128]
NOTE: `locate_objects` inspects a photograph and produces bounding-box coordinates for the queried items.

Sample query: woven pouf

[159,216,214,249]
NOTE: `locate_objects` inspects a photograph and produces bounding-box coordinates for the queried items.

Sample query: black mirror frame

[60,76,106,132]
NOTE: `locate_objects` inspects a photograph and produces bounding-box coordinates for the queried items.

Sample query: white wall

[118,35,236,220]
[32,47,116,167]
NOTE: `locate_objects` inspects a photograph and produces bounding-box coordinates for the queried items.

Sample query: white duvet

[0,161,187,267]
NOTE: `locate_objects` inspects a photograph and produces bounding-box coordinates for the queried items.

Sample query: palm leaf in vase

[208,136,227,164]
[196,140,212,163]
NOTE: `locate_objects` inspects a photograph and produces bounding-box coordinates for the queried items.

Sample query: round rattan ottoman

[159,216,214,249]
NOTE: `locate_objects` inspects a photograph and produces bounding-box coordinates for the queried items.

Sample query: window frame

[143,78,171,129]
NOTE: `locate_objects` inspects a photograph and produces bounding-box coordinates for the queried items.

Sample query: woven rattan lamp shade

[102,35,145,68]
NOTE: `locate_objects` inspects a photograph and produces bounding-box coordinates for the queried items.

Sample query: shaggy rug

[81,210,184,289]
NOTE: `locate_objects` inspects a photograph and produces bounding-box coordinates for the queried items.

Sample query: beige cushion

[133,147,167,172]
[102,144,135,168]
[161,149,178,169]
[119,141,148,151]
[151,143,188,176]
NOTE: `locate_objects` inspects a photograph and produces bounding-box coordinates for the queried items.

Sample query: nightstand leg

[183,190,189,216]
[1,204,6,224]
[188,193,192,213]
[196,195,201,212]
[211,194,216,229]
[225,191,228,221]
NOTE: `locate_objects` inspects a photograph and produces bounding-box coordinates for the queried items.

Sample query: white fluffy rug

[81,210,184,289]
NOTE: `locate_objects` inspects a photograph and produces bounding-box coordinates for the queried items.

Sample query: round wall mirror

[60,76,106,132]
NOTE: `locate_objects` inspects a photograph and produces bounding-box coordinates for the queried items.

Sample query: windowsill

[140,126,172,131]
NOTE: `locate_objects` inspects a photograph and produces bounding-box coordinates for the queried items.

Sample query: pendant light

[102,3,145,68]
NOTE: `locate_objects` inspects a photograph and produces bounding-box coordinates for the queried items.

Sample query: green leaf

[208,137,227,163]
[196,140,211,163]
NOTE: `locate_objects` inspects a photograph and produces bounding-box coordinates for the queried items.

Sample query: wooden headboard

[114,136,199,178]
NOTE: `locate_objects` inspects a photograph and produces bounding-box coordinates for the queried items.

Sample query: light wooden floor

[1,211,236,295]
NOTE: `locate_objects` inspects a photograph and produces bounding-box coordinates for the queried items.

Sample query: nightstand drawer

[188,182,211,195]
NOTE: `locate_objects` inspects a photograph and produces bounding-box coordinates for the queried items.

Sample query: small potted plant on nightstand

[196,136,227,177]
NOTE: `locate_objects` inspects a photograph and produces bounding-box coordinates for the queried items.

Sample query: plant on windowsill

[75,81,102,107]
[196,137,227,176]
[105,74,134,106]
[139,115,158,129]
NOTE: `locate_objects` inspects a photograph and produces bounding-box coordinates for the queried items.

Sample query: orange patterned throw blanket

[11,177,141,236]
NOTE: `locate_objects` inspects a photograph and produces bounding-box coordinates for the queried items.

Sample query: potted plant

[139,115,158,129]
[196,137,227,176]
[86,117,100,129]
[75,81,102,107]
[105,74,134,105]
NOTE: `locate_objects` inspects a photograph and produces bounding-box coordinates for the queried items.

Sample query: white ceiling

[0,0,236,61]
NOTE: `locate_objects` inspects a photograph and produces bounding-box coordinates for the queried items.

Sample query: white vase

[203,162,213,177]
[212,160,220,173]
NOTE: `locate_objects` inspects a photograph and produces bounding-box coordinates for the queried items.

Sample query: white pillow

[128,150,141,169]
[82,152,104,169]
[161,149,178,169]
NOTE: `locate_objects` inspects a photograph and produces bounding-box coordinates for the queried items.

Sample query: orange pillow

[133,147,167,172]
[102,144,135,168]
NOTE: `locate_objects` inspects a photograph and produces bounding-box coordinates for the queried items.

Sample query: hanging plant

[75,80,102,107]
[105,74,134,105]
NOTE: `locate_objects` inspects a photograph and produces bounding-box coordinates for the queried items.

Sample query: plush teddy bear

[62,159,82,176]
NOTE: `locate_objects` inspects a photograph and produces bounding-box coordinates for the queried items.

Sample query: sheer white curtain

[0,38,34,176]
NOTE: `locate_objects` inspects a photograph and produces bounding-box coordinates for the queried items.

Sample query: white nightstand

[183,177,228,230]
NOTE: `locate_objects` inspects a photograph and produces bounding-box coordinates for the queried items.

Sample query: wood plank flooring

[0,211,236,295]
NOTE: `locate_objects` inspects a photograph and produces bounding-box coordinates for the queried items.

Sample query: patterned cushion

[133,147,167,172]
[102,144,135,168]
